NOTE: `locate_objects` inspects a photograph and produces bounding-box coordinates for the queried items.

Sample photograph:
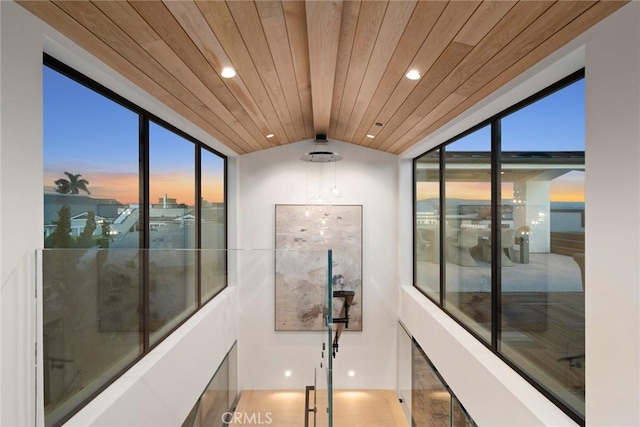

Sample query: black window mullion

[439,147,446,307]
[490,119,502,350]
[140,116,150,353]
[412,158,418,291]
[195,147,202,308]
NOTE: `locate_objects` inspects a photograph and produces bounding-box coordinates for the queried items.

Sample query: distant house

[44,192,124,237]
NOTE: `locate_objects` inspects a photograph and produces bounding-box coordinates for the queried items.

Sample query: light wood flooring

[229,389,408,427]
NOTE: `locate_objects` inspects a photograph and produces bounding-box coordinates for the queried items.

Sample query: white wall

[237,140,399,390]
[398,2,640,426]
[585,3,640,425]
[0,3,45,426]
[0,2,239,426]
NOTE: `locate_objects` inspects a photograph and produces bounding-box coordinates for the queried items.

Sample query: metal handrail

[304,385,317,427]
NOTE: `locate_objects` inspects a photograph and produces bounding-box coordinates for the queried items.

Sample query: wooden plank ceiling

[18,0,626,155]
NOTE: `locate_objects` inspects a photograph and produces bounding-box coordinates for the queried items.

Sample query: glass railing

[323,249,334,427]
[36,248,333,427]
[398,321,476,427]
[182,342,238,427]
[38,248,147,427]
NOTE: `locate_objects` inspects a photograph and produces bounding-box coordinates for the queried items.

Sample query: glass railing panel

[406,325,477,427]
[412,342,451,427]
[182,342,237,427]
[37,248,331,427]
[38,248,144,427]
[451,396,476,427]
[325,249,333,427]
[200,247,227,304]
[148,249,198,346]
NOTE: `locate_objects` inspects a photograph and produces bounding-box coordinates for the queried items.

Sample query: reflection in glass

[40,249,143,427]
[409,331,477,427]
[412,342,451,427]
[149,122,197,344]
[500,79,585,416]
[444,127,492,342]
[201,148,226,303]
[412,74,585,421]
[182,342,238,427]
[43,65,141,427]
[43,60,228,426]
[415,150,441,300]
[452,397,476,427]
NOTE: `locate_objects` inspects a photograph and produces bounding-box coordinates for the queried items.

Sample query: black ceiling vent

[314,133,328,143]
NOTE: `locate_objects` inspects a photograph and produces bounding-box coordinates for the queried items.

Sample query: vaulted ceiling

[18,1,626,155]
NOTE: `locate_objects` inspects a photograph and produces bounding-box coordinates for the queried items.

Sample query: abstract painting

[275,204,362,331]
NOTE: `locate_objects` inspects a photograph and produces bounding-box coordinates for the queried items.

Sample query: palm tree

[54,171,91,195]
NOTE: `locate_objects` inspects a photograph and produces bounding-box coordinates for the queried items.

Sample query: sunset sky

[44,66,224,205]
[416,171,585,203]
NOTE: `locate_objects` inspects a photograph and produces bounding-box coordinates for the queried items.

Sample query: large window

[413,72,585,423]
[42,56,227,426]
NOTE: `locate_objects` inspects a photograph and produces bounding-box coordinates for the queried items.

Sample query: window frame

[412,69,586,425]
[43,53,228,426]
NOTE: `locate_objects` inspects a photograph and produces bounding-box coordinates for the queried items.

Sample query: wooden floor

[229,390,408,427]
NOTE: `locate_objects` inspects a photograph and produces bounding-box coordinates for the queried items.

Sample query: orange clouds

[446,182,491,200]
[44,170,224,205]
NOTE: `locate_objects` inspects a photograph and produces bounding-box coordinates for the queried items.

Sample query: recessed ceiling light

[375,122,383,127]
[348,370,356,377]
[266,133,275,138]
[284,370,292,377]
[221,67,236,78]
[366,134,375,139]
[405,69,421,80]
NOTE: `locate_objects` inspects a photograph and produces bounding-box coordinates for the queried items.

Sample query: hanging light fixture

[301,134,343,217]
[300,134,343,163]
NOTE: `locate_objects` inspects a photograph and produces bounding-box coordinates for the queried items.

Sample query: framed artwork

[275,204,362,331]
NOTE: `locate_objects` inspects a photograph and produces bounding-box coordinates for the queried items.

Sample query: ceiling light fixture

[301,134,343,221]
[366,134,375,139]
[300,134,343,163]
[221,67,236,78]
[266,133,275,138]
[405,69,421,80]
